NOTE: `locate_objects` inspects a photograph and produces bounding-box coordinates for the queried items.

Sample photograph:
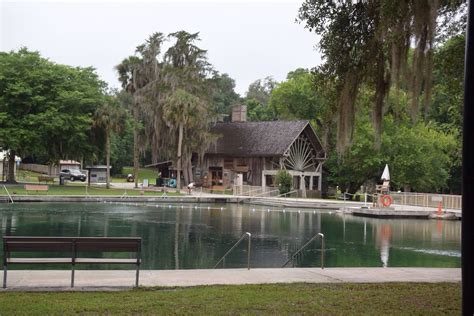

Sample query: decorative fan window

[283,136,316,171]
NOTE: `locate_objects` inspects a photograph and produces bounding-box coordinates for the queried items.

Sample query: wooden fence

[388,192,461,210]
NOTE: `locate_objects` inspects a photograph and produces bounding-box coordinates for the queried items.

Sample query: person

[187,182,195,195]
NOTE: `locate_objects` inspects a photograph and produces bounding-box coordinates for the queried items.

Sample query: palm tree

[93,96,126,189]
[162,31,214,191]
[164,89,206,192]
[116,33,165,188]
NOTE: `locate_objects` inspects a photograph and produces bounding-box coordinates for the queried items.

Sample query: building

[85,165,110,184]
[194,105,326,196]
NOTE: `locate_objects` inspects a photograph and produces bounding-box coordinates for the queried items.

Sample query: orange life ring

[380,194,393,207]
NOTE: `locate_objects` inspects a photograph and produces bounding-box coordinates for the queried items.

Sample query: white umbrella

[381,164,390,181]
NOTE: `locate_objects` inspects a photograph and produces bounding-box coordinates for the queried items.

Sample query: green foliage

[298,0,466,152]
[245,77,278,106]
[326,87,457,193]
[110,117,134,175]
[276,169,292,195]
[245,98,277,122]
[0,48,105,172]
[269,69,319,120]
[208,73,241,117]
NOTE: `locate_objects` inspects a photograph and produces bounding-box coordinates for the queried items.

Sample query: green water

[0,202,460,269]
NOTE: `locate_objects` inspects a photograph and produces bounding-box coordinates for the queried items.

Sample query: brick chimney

[231,105,247,122]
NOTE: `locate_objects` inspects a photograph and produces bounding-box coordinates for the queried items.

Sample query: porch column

[300,174,306,198]
[262,171,266,189]
[309,176,314,190]
[318,174,322,191]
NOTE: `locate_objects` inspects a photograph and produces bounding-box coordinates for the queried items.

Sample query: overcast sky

[1,0,322,95]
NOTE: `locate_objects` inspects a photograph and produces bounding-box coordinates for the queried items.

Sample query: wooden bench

[37,175,55,184]
[24,184,49,194]
[2,236,142,288]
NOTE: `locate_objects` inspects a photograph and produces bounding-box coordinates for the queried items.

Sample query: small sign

[143,179,149,187]
[431,196,442,202]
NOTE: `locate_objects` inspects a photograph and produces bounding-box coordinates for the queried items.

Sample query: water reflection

[0,202,461,269]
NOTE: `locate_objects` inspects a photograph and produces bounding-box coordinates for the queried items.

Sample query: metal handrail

[213,232,251,270]
[237,189,280,203]
[3,185,14,204]
[277,190,298,198]
[282,233,325,269]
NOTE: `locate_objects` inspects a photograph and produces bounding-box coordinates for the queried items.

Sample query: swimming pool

[0,202,461,269]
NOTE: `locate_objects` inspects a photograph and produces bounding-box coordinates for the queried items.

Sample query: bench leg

[135,266,140,288]
[3,265,6,289]
[71,265,75,288]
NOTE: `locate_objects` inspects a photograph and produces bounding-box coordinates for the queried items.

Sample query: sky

[1,0,322,95]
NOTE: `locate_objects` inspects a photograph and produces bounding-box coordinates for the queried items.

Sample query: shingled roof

[207,120,324,157]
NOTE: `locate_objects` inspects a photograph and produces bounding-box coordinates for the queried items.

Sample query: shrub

[276,170,292,195]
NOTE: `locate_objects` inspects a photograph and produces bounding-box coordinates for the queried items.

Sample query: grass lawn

[0,283,460,315]
[15,169,45,183]
[1,184,181,196]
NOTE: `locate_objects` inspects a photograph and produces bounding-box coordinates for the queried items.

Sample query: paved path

[1,268,460,290]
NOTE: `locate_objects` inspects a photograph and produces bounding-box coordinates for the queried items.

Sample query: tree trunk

[187,161,193,183]
[106,130,111,189]
[133,104,139,189]
[176,123,183,193]
[183,157,189,186]
[6,150,17,184]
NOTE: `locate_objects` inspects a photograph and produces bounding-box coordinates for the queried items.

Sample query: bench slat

[74,258,139,264]
[4,236,141,242]
[6,242,73,252]
[76,242,139,252]
[7,258,72,264]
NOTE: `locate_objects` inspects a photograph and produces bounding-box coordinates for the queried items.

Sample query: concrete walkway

[1,268,460,290]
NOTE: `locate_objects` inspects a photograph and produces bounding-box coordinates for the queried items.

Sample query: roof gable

[207,120,324,157]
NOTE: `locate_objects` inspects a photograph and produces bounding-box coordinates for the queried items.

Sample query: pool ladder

[213,232,251,270]
[282,233,325,269]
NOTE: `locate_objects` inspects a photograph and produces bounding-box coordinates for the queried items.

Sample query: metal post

[71,240,76,288]
[136,240,141,287]
[319,233,324,269]
[135,267,140,288]
[71,265,75,288]
[3,265,6,289]
[463,1,474,314]
[247,233,251,270]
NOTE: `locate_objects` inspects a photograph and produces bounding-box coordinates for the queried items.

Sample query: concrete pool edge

[0,194,461,219]
[0,268,461,291]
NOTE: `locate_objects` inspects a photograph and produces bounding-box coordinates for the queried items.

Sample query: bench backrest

[3,236,141,255]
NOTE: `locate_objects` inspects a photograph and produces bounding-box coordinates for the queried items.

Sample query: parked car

[60,169,86,182]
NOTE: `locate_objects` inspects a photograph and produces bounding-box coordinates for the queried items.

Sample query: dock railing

[388,192,461,210]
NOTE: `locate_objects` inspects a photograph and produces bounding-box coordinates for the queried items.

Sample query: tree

[429,34,465,193]
[116,33,166,188]
[163,31,215,192]
[245,98,277,122]
[325,87,457,193]
[93,95,127,189]
[0,48,105,182]
[208,72,241,117]
[245,77,278,106]
[298,0,467,153]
